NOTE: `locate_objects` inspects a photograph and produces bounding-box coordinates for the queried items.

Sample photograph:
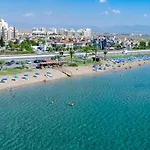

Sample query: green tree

[38,39,46,45]
[73,46,78,51]
[83,46,90,62]
[20,61,25,69]
[20,41,33,52]
[14,39,20,45]
[8,41,13,48]
[147,41,150,49]
[0,60,5,70]
[30,40,38,46]
[104,50,108,59]
[92,45,99,62]
[0,37,5,47]
[139,40,146,49]
[48,47,54,52]
[69,48,75,63]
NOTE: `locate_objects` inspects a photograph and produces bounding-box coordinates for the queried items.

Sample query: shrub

[68,63,78,67]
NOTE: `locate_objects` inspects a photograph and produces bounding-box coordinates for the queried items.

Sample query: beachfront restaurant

[38,59,59,69]
[92,56,101,62]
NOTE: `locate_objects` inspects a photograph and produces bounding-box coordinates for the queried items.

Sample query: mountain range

[13,22,150,34]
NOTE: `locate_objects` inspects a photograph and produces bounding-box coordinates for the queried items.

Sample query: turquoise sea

[1,65,150,150]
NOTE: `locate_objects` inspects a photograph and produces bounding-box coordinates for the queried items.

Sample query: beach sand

[0,60,149,91]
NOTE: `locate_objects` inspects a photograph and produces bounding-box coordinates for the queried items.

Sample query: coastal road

[0,50,150,60]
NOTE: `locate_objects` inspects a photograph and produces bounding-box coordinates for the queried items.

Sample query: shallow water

[1,65,150,150]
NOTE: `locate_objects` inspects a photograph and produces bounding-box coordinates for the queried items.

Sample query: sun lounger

[22,76,28,80]
[12,76,18,81]
[45,74,52,77]
[1,78,8,83]
[45,72,52,77]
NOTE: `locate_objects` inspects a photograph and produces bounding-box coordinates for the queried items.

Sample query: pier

[55,67,73,77]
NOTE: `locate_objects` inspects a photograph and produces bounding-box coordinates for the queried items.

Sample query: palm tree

[104,50,108,59]
[48,47,54,52]
[20,61,25,69]
[73,46,78,52]
[92,45,98,62]
[0,60,5,70]
[83,46,90,62]
[69,48,75,63]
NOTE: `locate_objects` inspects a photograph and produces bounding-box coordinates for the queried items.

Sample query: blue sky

[0,0,150,29]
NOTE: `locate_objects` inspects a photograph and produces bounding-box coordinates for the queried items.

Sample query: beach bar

[38,59,59,69]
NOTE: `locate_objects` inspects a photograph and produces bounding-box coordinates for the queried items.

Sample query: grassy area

[65,57,83,62]
[0,68,33,76]
[0,50,35,55]
[65,57,102,66]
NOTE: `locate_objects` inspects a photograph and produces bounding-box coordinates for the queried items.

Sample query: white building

[67,29,75,37]
[47,28,57,35]
[0,19,8,40]
[32,28,46,37]
[76,29,84,36]
[83,28,92,37]
[7,27,18,40]
[0,19,18,41]
[58,28,68,36]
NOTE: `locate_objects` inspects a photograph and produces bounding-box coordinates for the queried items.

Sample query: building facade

[0,18,18,41]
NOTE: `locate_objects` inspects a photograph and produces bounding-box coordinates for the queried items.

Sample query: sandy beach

[0,60,149,91]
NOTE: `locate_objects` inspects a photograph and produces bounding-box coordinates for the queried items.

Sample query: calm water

[1,66,150,150]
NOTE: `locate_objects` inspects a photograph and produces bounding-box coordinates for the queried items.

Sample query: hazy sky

[0,0,150,29]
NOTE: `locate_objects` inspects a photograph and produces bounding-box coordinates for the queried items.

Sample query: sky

[0,0,150,29]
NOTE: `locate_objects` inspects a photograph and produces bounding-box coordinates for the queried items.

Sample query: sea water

[1,65,150,150]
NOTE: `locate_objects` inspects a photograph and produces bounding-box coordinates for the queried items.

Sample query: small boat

[51,101,54,104]
[68,103,75,107]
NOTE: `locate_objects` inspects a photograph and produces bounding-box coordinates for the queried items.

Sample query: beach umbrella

[2,78,7,81]
[35,72,39,75]
[14,76,18,79]
[24,74,28,77]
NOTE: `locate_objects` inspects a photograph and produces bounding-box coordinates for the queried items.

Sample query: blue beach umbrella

[24,74,28,77]
[14,76,18,79]
[2,78,7,81]
[35,72,39,75]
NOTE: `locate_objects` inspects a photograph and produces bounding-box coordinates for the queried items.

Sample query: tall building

[76,29,84,36]
[0,19,8,40]
[67,29,75,37]
[32,28,46,37]
[0,19,18,40]
[83,28,92,37]
[48,28,57,35]
[7,27,18,40]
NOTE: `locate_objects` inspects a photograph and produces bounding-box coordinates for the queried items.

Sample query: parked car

[16,61,20,64]
[5,62,12,66]
[11,60,15,64]
[26,60,32,64]
[122,50,128,54]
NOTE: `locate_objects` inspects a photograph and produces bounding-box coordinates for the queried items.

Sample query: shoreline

[0,60,150,92]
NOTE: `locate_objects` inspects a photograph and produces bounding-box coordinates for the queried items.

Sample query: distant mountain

[14,22,150,34]
[91,25,150,34]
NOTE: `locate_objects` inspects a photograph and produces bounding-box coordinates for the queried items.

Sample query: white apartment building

[7,27,18,40]
[58,28,68,35]
[76,29,84,36]
[0,19,18,41]
[67,29,75,37]
[83,28,92,37]
[0,19,8,40]
[47,28,57,35]
[32,28,47,37]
